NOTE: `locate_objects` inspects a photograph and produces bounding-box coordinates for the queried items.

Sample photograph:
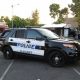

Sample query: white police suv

[0,28,80,67]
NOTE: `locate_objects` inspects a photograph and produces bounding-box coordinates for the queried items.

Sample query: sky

[0,0,72,24]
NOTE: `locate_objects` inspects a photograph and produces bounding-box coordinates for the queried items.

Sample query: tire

[3,47,13,59]
[48,51,65,67]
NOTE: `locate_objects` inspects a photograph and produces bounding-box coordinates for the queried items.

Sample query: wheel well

[2,45,12,52]
[45,48,67,59]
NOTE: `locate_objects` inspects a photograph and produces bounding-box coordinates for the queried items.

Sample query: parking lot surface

[0,52,80,80]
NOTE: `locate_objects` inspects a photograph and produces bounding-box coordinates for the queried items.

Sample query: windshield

[37,29,60,40]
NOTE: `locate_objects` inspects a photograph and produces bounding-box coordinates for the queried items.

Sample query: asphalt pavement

[0,51,80,80]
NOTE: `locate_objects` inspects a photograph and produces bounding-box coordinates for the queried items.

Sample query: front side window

[26,29,42,39]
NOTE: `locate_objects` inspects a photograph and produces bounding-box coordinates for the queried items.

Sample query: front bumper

[63,47,79,62]
[74,43,80,57]
[65,47,77,56]
[64,49,78,63]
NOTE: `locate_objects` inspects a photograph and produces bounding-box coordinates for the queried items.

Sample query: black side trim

[9,42,45,50]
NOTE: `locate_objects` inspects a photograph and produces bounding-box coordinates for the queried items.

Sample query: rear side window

[15,30,25,38]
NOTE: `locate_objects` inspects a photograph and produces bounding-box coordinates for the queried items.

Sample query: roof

[41,23,69,28]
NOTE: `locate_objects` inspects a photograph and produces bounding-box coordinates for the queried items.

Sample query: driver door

[25,29,45,56]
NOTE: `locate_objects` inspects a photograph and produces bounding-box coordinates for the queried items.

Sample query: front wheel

[3,47,13,59]
[49,51,65,67]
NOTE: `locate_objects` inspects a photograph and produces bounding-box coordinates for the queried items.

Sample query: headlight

[74,41,80,45]
[63,44,76,49]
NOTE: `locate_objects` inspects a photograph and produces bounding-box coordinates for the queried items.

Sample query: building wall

[65,18,78,28]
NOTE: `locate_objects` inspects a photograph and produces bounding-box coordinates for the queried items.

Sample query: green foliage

[12,16,23,28]
[25,18,32,26]
[31,9,39,26]
[49,4,60,18]
[69,0,80,26]
[4,16,12,28]
[60,7,68,16]
[54,14,64,24]
[0,16,4,22]
[0,9,40,28]
[49,3,68,24]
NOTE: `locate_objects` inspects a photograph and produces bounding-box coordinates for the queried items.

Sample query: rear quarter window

[0,30,11,37]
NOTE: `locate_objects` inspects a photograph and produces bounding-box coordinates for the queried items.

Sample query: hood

[50,38,75,44]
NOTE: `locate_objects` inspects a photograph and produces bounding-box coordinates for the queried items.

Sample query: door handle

[10,39,13,41]
[26,41,30,43]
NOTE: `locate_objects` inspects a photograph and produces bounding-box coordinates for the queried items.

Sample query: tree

[54,14,64,24]
[49,4,60,19]
[0,16,4,22]
[31,9,39,26]
[25,18,32,26]
[60,7,68,18]
[12,16,20,28]
[12,16,26,28]
[4,16,12,28]
[69,0,80,26]
[0,10,40,28]
[20,18,26,27]
[49,4,68,24]
[0,16,12,28]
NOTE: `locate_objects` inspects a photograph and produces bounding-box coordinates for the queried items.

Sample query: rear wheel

[3,47,13,59]
[49,51,65,67]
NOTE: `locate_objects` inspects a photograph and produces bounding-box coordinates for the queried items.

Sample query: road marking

[37,79,40,80]
[0,60,14,80]
[73,68,80,76]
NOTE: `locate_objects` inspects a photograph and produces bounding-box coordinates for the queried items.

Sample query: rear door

[8,29,26,53]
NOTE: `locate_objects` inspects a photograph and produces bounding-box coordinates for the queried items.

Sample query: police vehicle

[0,28,80,67]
